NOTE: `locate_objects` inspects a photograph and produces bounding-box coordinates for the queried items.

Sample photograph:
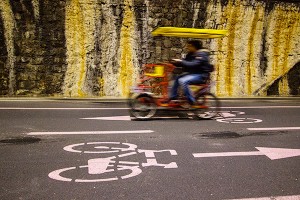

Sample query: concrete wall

[0,0,299,97]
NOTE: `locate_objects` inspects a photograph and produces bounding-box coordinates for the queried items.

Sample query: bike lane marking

[48,142,178,182]
[49,142,300,183]
[216,118,263,123]
[214,111,263,124]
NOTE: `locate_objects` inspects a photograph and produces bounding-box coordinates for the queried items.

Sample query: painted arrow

[193,147,300,160]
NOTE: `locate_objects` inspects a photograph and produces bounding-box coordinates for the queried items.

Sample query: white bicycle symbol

[49,142,178,182]
[215,111,262,124]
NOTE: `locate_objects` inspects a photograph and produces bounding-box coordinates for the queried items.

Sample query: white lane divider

[228,194,300,200]
[80,116,180,121]
[81,116,131,121]
[220,106,300,109]
[1,105,300,110]
[27,130,154,135]
[248,127,300,131]
[0,107,128,110]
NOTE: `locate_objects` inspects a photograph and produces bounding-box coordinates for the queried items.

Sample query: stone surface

[0,12,8,95]
[0,0,299,97]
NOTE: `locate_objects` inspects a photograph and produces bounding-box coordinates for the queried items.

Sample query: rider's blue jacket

[180,49,212,74]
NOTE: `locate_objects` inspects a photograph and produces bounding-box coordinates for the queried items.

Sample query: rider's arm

[180,51,209,69]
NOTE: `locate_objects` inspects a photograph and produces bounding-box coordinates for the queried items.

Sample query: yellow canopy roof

[151,27,227,39]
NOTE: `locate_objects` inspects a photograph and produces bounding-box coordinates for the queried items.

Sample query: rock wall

[0,0,66,96]
[0,11,8,95]
[0,0,299,97]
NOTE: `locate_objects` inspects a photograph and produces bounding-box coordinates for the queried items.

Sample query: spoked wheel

[194,93,220,119]
[129,93,157,120]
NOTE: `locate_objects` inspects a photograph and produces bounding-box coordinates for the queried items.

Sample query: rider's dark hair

[187,40,202,50]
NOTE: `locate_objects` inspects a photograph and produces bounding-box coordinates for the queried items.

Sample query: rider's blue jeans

[170,73,208,104]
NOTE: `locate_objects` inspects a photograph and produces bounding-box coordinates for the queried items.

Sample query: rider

[168,40,212,106]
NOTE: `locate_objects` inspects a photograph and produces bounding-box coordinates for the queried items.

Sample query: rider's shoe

[180,102,190,109]
[179,100,196,109]
[160,99,170,107]
[189,101,203,109]
[191,104,202,109]
[161,98,176,104]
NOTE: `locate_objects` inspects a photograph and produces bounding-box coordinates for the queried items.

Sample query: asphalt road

[0,99,299,200]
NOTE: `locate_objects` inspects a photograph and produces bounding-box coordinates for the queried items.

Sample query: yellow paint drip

[64,0,100,97]
[98,77,105,97]
[64,0,87,97]
[118,0,135,97]
[1,0,298,98]
[214,0,240,96]
[278,7,298,95]
[271,7,281,79]
[214,2,224,96]
[226,1,241,96]
[0,0,16,95]
[207,0,229,96]
[216,36,224,96]
[278,76,290,96]
[246,7,261,95]
[269,5,299,95]
[210,1,299,97]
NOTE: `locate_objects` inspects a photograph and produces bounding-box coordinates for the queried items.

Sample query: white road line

[248,127,300,131]
[81,116,180,121]
[0,107,128,110]
[81,116,131,121]
[0,106,300,110]
[220,106,300,109]
[228,194,300,200]
[27,130,154,135]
